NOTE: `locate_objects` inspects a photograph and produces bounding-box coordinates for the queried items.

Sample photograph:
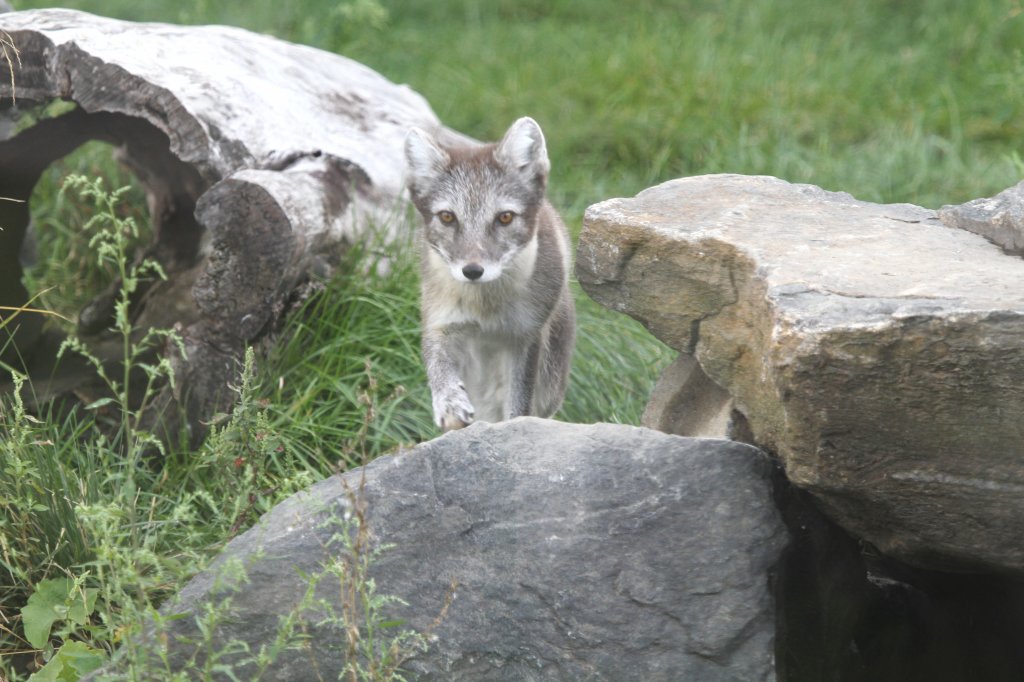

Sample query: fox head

[404,117,551,283]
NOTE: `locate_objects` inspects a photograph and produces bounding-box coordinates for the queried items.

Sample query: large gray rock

[97,419,787,681]
[576,174,1024,573]
[939,179,1024,254]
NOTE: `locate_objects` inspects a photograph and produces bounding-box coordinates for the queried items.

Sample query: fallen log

[0,8,455,443]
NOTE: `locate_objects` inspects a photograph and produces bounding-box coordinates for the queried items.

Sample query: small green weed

[54,175,180,455]
[22,140,150,327]
[308,506,441,682]
[200,347,315,539]
[297,364,454,682]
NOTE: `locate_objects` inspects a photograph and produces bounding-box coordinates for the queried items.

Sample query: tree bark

[0,8,453,444]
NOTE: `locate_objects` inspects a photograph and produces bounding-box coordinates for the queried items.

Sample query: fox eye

[437,210,456,225]
[496,211,515,225]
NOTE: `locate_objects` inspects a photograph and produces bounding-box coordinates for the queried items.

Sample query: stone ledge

[577,173,1024,573]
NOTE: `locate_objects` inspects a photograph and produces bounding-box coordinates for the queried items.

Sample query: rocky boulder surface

[939,179,1024,254]
[91,419,787,681]
[576,174,1024,574]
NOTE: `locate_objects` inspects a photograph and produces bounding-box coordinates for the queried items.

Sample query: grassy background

[17,0,1024,211]
[3,0,1024,677]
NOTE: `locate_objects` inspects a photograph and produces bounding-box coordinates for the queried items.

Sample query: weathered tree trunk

[0,9,454,444]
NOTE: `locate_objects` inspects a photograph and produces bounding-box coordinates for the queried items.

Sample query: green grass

[3,0,1024,678]
[16,0,1024,211]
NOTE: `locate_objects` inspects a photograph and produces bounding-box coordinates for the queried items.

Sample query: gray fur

[405,117,575,430]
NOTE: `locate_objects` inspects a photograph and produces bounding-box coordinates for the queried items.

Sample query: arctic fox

[404,117,576,431]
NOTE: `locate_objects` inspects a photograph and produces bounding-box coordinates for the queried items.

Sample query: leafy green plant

[65,345,314,681]
[19,577,104,682]
[20,577,98,652]
[201,346,316,539]
[28,642,105,682]
[0,371,102,671]
[1,177,198,681]
[0,176,179,679]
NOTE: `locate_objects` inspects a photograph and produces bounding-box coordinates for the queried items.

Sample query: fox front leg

[422,328,475,431]
[506,339,541,420]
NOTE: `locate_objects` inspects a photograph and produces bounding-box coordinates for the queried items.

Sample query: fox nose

[462,263,485,281]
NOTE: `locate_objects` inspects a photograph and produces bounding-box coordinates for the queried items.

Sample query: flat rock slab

[576,174,1024,573]
[96,419,786,681]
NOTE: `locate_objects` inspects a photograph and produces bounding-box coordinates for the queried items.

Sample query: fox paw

[433,384,475,431]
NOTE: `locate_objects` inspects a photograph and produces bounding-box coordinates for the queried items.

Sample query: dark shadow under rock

[774,471,1024,682]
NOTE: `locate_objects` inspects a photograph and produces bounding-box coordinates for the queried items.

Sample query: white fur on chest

[421,236,540,422]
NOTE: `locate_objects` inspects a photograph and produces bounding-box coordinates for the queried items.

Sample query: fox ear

[405,127,449,190]
[495,117,550,180]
